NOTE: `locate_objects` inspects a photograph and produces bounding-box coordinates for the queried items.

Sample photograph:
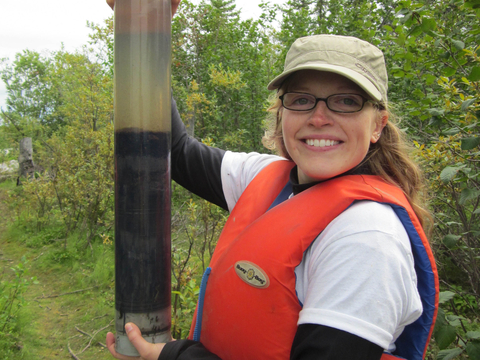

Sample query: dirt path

[0,186,114,359]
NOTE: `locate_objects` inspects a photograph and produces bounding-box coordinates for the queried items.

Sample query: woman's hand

[106,0,181,16]
[106,323,166,360]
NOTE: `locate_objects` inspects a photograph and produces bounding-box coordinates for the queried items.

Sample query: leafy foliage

[0,257,37,358]
[434,289,480,359]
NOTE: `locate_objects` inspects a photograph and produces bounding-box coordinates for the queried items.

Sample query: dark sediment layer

[115,128,171,313]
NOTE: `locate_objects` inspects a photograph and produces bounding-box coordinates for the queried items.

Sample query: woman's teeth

[305,139,340,147]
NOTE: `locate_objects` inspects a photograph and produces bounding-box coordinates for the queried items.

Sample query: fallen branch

[33,252,44,261]
[35,286,100,299]
[77,320,114,354]
[68,342,81,360]
[89,314,109,322]
[34,299,51,311]
[75,326,91,337]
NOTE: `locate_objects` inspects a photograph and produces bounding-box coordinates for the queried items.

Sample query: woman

[106,1,438,359]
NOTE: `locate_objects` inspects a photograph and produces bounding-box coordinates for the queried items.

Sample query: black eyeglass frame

[279,92,380,113]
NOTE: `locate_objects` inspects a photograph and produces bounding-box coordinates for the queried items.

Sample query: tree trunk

[18,137,35,179]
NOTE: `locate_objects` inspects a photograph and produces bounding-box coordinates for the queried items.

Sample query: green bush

[433,290,480,359]
[0,257,37,358]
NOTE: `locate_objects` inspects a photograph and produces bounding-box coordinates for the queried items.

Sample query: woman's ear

[371,110,388,143]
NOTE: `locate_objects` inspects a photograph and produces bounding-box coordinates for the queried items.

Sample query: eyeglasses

[279,92,376,113]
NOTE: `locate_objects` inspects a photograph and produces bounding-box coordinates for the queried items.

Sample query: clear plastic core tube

[114,0,172,356]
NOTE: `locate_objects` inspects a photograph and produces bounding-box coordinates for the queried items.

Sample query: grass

[0,184,116,359]
[0,180,209,358]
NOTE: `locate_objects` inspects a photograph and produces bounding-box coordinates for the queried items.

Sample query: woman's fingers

[124,323,164,360]
[106,331,141,360]
[106,324,165,360]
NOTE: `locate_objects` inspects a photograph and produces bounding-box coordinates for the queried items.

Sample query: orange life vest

[189,160,438,360]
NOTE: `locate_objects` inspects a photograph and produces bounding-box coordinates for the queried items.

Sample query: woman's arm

[171,97,228,210]
[107,322,382,360]
[291,325,383,360]
[156,325,382,360]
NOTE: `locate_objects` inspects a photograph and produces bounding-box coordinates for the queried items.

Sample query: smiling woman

[106,1,439,359]
[276,70,387,184]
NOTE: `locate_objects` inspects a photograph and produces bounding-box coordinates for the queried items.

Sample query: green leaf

[465,0,480,9]
[443,67,456,77]
[421,17,436,31]
[410,25,423,36]
[469,67,480,81]
[427,30,443,38]
[461,98,476,112]
[443,128,461,135]
[435,308,447,329]
[461,137,480,150]
[460,188,480,205]
[396,33,406,46]
[435,325,458,350]
[425,74,437,84]
[442,235,460,249]
[467,331,480,340]
[466,341,480,360]
[439,291,456,304]
[437,348,464,360]
[452,39,465,50]
[446,315,463,327]
[393,70,405,78]
[397,8,410,15]
[440,51,451,59]
[412,89,425,98]
[428,116,443,127]
[428,108,445,116]
[400,12,412,24]
[440,166,464,183]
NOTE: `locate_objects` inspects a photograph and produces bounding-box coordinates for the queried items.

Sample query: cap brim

[267,63,383,102]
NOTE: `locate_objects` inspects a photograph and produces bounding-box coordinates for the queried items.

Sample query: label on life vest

[234,261,270,289]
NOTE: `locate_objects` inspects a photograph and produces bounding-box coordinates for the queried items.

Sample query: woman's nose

[308,100,334,126]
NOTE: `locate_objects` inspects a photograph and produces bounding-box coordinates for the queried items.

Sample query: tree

[379,1,480,356]
[171,0,278,152]
[1,51,62,140]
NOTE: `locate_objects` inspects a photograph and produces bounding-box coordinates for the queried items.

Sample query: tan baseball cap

[267,34,388,103]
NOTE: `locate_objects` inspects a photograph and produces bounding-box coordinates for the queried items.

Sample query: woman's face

[281,70,387,184]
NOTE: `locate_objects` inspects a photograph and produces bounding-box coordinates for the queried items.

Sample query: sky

[0,0,285,111]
